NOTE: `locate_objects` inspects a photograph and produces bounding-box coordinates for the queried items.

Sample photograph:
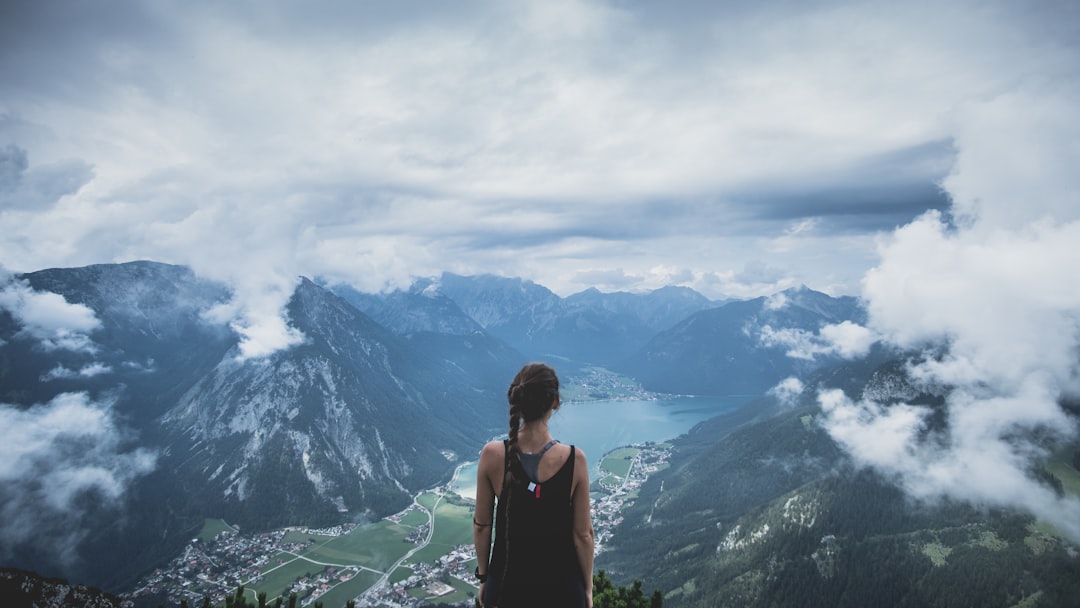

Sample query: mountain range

[1,260,873,592]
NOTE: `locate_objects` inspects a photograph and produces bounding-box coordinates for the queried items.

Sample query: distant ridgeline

[596,353,1080,607]
[0,260,882,596]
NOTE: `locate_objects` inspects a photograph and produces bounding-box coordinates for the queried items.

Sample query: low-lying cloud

[0,273,102,353]
[0,392,157,565]
[817,82,1080,542]
[758,321,876,361]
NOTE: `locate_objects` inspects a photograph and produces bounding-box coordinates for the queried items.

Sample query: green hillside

[598,363,1080,607]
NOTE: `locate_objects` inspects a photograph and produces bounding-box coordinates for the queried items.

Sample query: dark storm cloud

[732,140,955,232]
[0,1,177,101]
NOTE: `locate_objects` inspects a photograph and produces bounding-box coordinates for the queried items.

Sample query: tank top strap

[518,439,561,483]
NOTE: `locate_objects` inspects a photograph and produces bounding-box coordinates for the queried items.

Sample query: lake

[451,394,757,499]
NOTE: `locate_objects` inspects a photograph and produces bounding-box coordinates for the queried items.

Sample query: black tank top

[483,441,586,608]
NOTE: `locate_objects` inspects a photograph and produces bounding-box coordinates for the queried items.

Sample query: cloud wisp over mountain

[3,0,1076,358]
[815,80,1080,542]
[0,392,157,566]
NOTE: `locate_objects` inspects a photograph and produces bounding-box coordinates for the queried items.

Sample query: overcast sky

[3,0,1072,303]
[2,0,1080,556]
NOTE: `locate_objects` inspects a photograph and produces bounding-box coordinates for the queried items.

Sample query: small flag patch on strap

[527,482,541,498]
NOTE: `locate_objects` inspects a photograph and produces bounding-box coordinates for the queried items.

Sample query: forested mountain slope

[599,356,1080,607]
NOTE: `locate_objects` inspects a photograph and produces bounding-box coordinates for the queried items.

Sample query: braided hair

[505,362,560,482]
[498,362,560,599]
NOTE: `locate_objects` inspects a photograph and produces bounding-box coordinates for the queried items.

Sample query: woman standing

[473,363,594,607]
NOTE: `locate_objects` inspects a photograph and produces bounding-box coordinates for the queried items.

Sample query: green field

[417,492,440,510]
[312,570,382,608]
[192,492,478,607]
[249,560,325,601]
[242,519,417,603]
[389,566,414,584]
[302,520,414,570]
[398,508,430,528]
[405,499,473,565]
[601,448,639,480]
[198,518,237,542]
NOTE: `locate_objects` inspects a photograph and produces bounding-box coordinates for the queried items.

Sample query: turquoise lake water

[451,394,757,499]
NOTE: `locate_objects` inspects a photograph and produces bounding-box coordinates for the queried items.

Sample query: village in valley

[123,443,671,608]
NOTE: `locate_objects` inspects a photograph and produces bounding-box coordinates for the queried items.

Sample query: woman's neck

[518,419,552,450]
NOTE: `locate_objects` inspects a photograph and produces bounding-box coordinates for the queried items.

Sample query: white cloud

[0,0,1076,344]
[818,321,876,359]
[820,78,1080,540]
[41,362,112,381]
[820,386,1080,543]
[768,376,805,408]
[0,275,102,352]
[202,276,306,361]
[0,2,1063,286]
[0,392,157,564]
[758,321,876,361]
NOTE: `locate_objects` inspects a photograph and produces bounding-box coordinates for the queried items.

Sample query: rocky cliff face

[1,262,510,590]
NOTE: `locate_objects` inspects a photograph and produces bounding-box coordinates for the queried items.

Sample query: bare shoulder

[479,440,505,466]
[574,446,589,467]
[572,446,590,488]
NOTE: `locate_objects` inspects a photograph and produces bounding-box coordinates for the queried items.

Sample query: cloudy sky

[2,0,1080,558]
[4,0,1072,303]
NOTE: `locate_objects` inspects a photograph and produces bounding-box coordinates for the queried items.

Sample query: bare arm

[472,441,502,589]
[572,447,595,607]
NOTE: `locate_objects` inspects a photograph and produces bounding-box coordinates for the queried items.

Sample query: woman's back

[472,363,594,608]
[484,441,585,607]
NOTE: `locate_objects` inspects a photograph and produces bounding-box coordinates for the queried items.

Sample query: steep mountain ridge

[6,261,235,417]
[2,261,882,597]
[161,278,496,524]
[0,263,512,590]
[622,286,864,395]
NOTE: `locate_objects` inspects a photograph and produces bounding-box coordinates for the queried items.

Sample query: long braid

[495,363,560,604]
[499,399,523,598]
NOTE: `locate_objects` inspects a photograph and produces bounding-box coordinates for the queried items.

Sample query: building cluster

[356,545,476,608]
[123,528,292,606]
[120,445,670,608]
[592,444,672,551]
[122,524,357,607]
[567,369,657,401]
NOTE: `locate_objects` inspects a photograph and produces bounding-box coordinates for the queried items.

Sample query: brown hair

[505,362,560,475]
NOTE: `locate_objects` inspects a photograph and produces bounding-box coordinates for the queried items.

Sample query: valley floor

[123,443,672,608]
